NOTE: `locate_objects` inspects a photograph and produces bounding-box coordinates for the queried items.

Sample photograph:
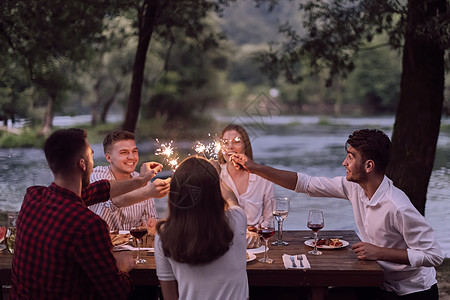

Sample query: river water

[1,115,449,257]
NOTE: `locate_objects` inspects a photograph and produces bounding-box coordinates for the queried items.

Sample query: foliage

[0,0,133,131]
[0,128,45,148]
[142,15,230,121]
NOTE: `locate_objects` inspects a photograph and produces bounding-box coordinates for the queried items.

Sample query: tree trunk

[100,82,121,123]
[41,95,55,135]
[122,0,160,132]
[386,0,446,215]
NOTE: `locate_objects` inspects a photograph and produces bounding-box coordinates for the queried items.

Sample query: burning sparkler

[155,139,179,171]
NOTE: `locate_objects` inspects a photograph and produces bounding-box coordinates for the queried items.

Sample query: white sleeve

[295,172,349,199]
[395,207,444,267]
[154,234,176,281]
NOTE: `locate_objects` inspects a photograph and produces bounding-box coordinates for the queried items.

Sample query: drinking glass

[5,212,19,254]
[130,217,148,264]
[307,210,324,256]
[257,219,276,263]
[271,197,290,246]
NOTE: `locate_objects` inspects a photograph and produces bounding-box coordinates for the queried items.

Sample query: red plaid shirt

[10,180,133,300]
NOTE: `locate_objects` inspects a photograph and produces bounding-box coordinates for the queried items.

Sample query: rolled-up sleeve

[396,208,444,268]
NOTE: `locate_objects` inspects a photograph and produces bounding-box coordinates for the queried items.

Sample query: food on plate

[247,226,258,233]
[246,230,261,249]
[110,231,131,246]
[246,252,249,260]
[315,238,343,247]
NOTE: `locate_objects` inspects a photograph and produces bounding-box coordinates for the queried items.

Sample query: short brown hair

[218,124,253,164]
[102,130,135,154]
[346,129,391,174]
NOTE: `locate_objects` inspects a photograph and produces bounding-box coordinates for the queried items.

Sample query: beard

[81,168,90,189]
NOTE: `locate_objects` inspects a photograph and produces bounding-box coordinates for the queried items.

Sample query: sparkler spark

[155,139,179,171]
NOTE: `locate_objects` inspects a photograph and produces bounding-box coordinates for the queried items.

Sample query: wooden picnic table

[0,230,384,300]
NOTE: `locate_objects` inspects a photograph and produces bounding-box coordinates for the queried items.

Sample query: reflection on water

[1,116,449,257]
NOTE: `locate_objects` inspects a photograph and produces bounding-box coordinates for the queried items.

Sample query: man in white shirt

[231,129,443,299]
[89,130,170,231]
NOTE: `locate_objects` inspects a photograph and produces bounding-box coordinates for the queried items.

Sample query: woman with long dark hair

[155,156,248,300]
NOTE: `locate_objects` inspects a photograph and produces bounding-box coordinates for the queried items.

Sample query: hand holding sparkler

[139,162,163,182]
[229,153,253,172]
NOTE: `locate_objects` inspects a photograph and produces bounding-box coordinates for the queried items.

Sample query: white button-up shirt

[220,164,275,227]
[295,173,443,296]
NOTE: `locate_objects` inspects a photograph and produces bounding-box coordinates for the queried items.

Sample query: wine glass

[257,219,276,263]
[130,217,148,264]
[307,210,324,256]
[271,197,290,246]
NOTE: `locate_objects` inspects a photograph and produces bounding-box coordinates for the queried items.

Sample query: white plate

[247,252,256,262]
[247,245,267,254]
[304,239,349,249]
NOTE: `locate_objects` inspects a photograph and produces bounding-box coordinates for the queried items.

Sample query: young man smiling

[231,129,443,299]
[89,130,170,231]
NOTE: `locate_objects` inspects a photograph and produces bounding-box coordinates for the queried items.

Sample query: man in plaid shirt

[10,128,162,299]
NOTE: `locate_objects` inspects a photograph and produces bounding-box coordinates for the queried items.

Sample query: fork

[290,256,297,268]
[297,254,304,268]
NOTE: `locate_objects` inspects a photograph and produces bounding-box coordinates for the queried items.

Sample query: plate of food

[304,238,349,249]
[246,251,256,262]
[110,231,131,246]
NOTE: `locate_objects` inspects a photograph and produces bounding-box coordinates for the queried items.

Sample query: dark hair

[44,128,88,175]
[218,124,253,164]
[103,130,135,154]
[346,129,391,174]
[156,156,234,265]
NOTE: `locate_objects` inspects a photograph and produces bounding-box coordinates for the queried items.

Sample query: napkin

[113,244,154,252]
[282,254,310,269]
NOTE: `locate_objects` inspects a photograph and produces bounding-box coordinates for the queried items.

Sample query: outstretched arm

[109,162,163,198]
[231,154,298,190]
[111,177,171,208]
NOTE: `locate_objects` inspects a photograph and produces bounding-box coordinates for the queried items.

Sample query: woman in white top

[218,124,275,228]
[155,156,248,300]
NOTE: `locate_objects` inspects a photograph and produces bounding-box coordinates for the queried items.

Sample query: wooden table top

[0,230,384,289]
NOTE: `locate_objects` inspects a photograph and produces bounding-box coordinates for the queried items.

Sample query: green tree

[0,0,130,133]
[257,0,449,215]
[122,0,235,132]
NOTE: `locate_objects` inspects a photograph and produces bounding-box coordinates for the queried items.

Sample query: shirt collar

[366,176,390,206]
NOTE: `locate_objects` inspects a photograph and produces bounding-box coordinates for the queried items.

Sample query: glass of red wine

[130,217,148,264]
[257,219,276,263]
[307,210,324,256]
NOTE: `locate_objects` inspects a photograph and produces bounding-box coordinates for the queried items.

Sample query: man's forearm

[109,177,148,199]
[251,164,298,191]
[110,186,150,207]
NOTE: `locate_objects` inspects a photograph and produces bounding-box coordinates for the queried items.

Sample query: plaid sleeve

[73,217,133,299]
[82,180,111,206]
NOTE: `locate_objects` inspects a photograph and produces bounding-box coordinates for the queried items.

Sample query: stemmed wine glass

[257,219,276,263]
[307,210,324,256]
[130,217,148,264]
[271,197,290,246]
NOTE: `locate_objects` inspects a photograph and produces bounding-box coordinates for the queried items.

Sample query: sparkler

[193,134,225,160]
[155,139,179,171]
